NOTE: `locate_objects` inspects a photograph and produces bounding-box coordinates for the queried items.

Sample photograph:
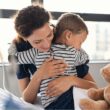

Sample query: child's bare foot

[88,88,104,100]
[79,98,109,110]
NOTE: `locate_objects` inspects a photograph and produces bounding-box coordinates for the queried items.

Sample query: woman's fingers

[52,59,65,65]
[45,58,68,68]
[40,58,68,79]
[47,89,60,97]
[54,63,67,69]
[53,68,65,75]
[46,84,58,96]
[45,57,53,62]
[53,63,68,74]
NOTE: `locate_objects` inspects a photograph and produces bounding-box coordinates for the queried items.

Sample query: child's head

[54,13,88,50]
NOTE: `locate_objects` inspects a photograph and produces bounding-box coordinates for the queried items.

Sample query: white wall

[89,62,109,87]
[0,62,110,97]
[0,64,20,97]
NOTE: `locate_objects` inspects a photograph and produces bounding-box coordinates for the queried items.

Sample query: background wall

[88,62,108,87]
[0,62,109,97]
[0,64,20,97]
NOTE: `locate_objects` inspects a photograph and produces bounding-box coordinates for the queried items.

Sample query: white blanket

[0,88,89,110]
[0,88,44,110]
[73,87,89,110]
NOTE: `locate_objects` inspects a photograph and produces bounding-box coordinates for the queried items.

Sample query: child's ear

[65,30,72,40]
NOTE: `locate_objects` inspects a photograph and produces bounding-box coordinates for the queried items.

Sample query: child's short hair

[54,13,88,39]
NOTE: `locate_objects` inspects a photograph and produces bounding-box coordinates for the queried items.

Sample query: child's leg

[45,87,74,110]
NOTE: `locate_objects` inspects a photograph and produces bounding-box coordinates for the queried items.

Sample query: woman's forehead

[29,23,53,41]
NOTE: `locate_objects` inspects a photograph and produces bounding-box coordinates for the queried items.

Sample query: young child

[15,13,96,109]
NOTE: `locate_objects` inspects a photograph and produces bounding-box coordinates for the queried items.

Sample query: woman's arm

[46,74,97,97]
[18,77,30,93]
[20,71,42,104]
[18,58,67,104]
[72,64,97,89]
[70,73,97,89]
[8,41,67,104]
[46,64,97,97]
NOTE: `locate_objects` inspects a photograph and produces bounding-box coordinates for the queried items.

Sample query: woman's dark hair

[15,4,51,38]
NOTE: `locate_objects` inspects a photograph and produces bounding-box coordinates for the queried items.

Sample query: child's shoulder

[52,43,73,50]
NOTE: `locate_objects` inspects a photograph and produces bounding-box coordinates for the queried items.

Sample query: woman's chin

[39,48,49,52]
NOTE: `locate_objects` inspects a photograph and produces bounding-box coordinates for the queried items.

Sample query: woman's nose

[44,40,50,48]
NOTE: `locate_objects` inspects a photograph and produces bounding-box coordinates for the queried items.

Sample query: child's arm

[72,48,89,66]
[15,48,36,64]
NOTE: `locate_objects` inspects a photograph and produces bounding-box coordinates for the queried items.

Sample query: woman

[8,4,97,110]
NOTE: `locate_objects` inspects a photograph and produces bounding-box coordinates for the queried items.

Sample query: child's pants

[45,87,74,110]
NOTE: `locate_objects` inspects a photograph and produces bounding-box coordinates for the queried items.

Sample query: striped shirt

[16,44,89,107]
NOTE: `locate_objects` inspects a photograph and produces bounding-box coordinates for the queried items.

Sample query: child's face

[67,31,87,50]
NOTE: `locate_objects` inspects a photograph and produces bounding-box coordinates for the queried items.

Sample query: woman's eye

[35,41,41,44]
[47,32,53,38]
[47,35,51,38]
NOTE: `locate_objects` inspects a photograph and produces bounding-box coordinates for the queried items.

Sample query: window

[44,0,110,14]
[0,0,31,62]
[44,0,110,61]
[0,18,16,62]
[0,0,110,62]
[0,0,31,10]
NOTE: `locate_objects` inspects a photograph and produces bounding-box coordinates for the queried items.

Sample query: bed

[0,87,88,110]
[0,88,44,110]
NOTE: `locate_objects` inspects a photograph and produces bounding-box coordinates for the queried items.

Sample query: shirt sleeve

[71,48,89,66]
[16,48,37,64]
[76,64,89,78]
[17,64,36,79]
[8,41,37,79]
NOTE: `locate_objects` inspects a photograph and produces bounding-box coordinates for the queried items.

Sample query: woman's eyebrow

[47,30,53,37]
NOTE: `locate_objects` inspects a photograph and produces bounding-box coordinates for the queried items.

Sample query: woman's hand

[46,76,73,97]
[37,57,68,80]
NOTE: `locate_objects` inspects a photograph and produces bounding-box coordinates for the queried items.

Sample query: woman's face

[26,23,54,52]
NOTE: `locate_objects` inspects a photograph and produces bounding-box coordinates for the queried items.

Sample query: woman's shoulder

[9,38,32,52]
[15,40,32,52]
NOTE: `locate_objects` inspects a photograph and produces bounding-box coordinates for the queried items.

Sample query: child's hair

[54,13,88,41]
[14,4,52,38]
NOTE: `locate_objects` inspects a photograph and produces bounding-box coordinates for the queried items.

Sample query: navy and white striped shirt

[16,44,89,107]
